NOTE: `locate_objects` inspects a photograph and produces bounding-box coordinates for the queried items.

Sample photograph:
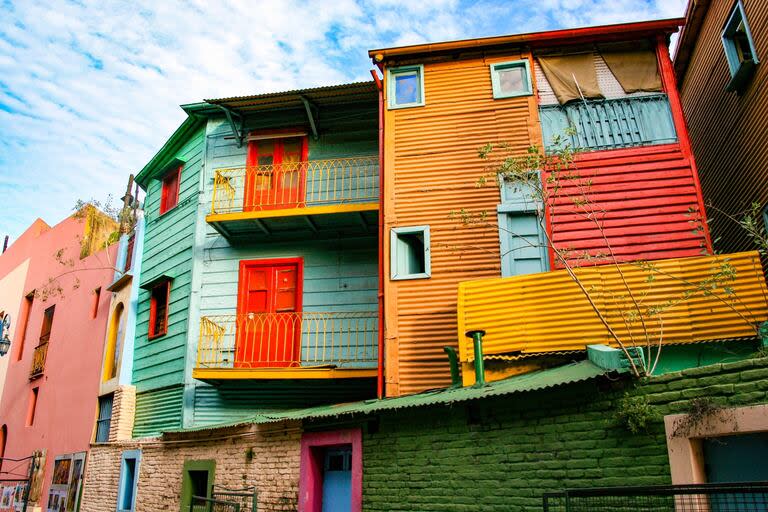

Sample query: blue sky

[0,0,685,240]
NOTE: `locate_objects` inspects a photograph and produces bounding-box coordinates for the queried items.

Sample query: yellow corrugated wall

[383,51,542,396]
[457,251,768,361]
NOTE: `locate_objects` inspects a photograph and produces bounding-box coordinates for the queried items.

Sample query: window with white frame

[388,65,425,109]
[490,60,533,99]
[390,226,430,280]
[722,0,759,92]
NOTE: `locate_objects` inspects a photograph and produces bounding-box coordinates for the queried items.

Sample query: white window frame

[390,225,431,280]
[387,65,425,109]
[490,59,533,99]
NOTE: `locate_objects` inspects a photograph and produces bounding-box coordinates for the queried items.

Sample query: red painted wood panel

[545,143,711,267]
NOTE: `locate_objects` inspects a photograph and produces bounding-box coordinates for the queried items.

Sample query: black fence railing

[543,482,768,511]
[190,487,257,512]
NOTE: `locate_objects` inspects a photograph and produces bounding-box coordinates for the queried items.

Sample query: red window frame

[148,281,171,339]
[159,165,182,215]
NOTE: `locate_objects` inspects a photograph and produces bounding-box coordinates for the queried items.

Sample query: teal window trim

[722,0,759,92]
[116,450,141,512]
[387,65,425,109]
[490,59,533,99]
[762,203,768,232]
[497,174,549,277]
[390,225,431,280]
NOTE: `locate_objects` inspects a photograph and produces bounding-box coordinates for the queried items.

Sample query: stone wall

[80,422,300,512]
[359,358,768,511]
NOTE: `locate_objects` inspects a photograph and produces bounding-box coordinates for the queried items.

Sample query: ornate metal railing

[197,312,378,369]
[539,94,678,151]
[30,342,48,379]
[210,156,379,214]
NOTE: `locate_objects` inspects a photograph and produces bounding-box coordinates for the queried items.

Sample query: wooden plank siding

[133,125,205,395]
[678,0,768,256]
[383,52,542,396]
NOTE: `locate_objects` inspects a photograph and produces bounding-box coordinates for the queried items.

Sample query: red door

[235,259,302,368]
[244,136,307,210]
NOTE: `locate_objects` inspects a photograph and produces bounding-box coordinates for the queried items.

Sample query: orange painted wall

[0,213,116,509]
[382,51,542,396]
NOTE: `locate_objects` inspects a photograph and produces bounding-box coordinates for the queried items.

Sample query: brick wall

[109,385,136,442]
[360,358,768,511]
[80,422,300,512]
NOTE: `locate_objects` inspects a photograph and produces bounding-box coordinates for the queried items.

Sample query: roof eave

[673,0,711,82]
[369,18,685,61]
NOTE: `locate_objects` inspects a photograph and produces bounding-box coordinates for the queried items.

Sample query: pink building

[0,209,117,511]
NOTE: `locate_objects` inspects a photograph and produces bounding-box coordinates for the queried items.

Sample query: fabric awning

[599,46,662,93]
[537,53,603,105]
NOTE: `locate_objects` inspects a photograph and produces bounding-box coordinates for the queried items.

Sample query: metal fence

[197,312,378,369]
[543,482,768,511]
[210,156,379,214]
[190,486,257,512]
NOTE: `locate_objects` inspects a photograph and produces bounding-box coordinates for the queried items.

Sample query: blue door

[321,447,352,512]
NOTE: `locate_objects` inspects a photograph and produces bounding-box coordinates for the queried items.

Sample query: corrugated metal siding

[133,126,205,394]
[679,0,768,256]
[191,379,376,427]
[384,53,541,396]
[547,144,709,265]
[133,385,184,437]
[457,251,768,359]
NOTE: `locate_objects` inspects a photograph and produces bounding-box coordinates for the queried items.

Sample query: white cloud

[0,0,685,240]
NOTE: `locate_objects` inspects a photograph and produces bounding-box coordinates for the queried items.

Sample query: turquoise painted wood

[539,94,677,151]
[497,177,548,277]
[133,125,205,393]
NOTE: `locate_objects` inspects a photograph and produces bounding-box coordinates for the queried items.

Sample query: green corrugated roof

[166,360,619,435]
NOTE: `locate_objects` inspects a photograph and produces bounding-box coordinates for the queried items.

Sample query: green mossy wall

[358,358,768,511]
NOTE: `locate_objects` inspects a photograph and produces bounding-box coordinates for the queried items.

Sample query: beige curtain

[537,54,603,105]
[599,47,662,93]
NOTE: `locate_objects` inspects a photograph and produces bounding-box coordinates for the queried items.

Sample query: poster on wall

[0,486,15,512]
[45,453,86,512]
[12,483,27,512]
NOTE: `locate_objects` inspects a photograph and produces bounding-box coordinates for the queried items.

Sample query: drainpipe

[443,346,461,388]
[371,68,385,399]
[465,330,487,387]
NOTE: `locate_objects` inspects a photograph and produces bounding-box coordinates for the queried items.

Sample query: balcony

[539,94,677,152]
[457,251,768,385]
[206,156,379,241]
[193,311,378,381]
[30,342,48,379]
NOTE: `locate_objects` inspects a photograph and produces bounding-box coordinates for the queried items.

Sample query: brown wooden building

[675,0,768,255]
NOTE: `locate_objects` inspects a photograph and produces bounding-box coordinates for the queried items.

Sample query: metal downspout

[372,68,385,399]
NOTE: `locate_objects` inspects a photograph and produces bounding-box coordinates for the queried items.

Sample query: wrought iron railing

[197,312,378,369]
[30,342,48,378]
[190,496,240,512]
[539,94,678,151]
[543,482,768,511]
[210,156,379,214]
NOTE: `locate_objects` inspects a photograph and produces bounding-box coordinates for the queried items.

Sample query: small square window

[722,1,759,93]
[388,65,425,109]
[159,165,182,215]
[491,60,533,99]
[391,226,430,280]
[148,281,170,339]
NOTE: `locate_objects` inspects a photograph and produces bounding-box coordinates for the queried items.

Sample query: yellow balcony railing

[30,342,48,378]
[458,251,768,364]
[197,312,378,370]
[210,156,379,214]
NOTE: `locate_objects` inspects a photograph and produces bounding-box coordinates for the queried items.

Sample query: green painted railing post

[465,330,487,387]
[443,346,461,388]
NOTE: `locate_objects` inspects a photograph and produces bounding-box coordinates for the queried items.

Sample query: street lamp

[0,314,10,357]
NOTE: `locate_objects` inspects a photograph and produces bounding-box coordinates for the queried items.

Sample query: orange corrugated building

[370,19,768,396]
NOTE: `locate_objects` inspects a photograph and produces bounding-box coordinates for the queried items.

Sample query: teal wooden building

[132,83,380,434]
